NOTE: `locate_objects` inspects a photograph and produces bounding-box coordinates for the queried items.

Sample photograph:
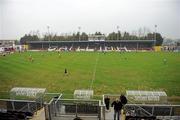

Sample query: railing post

[152,106,154,115]
[44,103,49,120]
[101,95,105,120]
[48,104,52,120]
[35,103,38,115]
[99,106,101,120]
[103,106,105,120]
[11,101,15,111]
[170,106,173,116]
[75,103,78,117]
[54,101,57,116]
[100,105,105,120]
[27,103,30,112]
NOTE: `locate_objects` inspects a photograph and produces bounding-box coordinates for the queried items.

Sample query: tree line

[20,31,163,46]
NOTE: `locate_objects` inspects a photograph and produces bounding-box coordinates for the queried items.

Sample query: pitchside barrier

[0,87,46,114]
[125,104,180,120]
[44,94,105,120]
[0,99,41,115]
[103,94,180,120]
[0,87,46,120]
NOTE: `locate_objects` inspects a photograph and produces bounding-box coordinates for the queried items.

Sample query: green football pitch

[0,51,180,99]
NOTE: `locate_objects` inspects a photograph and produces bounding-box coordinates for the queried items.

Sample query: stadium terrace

[26,40,155,51]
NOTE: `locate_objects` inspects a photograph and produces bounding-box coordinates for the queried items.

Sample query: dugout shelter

[126,90,167,104]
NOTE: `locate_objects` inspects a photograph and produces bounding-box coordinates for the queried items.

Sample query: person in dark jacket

[104,96,110,110]
[111,98,123,120]
[64,68,68,75]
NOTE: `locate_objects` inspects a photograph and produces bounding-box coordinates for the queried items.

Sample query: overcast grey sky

[0,0,180,39]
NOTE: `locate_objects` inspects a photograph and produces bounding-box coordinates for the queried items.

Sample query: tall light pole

[154,25,157,40]
[47,26,50,48]
[47,26,50,40]
[78,26,81,41]
[117,26,119,40]
[154,25,157,47]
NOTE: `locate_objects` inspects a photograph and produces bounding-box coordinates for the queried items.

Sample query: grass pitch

[0,52,180,98]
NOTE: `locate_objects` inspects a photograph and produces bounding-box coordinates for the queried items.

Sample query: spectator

[120,94,127,105]
[120,94,127,120]
[104,96,110,111]
[111,98,123,120]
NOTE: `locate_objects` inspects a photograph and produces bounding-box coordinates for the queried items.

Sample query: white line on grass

[89,53,99,90]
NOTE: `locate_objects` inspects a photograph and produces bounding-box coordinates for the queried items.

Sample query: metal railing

[125,104,180,117]
[45,96,103,120]
[0,99,40,114]
[102,94,180,119]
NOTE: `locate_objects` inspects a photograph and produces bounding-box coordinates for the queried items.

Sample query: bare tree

[138,28,143,38]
